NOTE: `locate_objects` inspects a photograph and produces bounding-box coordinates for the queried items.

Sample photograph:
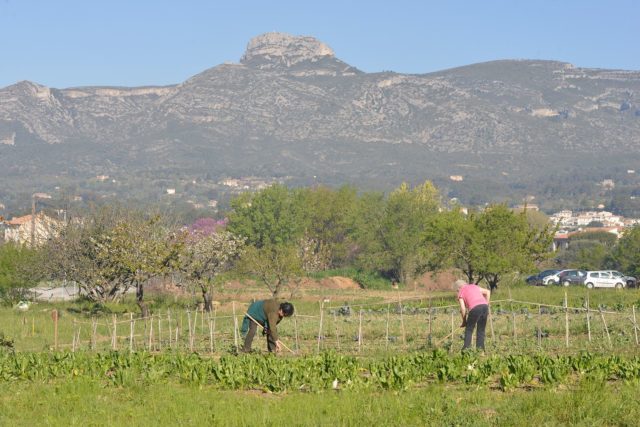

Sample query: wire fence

[5,295,640,354]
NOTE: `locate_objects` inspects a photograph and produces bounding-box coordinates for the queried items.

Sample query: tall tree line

[13,181,640,313]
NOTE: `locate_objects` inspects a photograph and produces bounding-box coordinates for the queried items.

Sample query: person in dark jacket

[241,299,294,353]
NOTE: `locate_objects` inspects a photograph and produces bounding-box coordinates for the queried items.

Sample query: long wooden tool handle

[244,312,296,354]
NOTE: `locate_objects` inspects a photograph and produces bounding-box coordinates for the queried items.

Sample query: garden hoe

[244,312,296,355]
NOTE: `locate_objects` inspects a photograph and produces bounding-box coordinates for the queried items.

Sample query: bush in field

[352,270,388,289]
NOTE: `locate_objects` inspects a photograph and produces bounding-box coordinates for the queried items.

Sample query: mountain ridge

[1,32,640,212]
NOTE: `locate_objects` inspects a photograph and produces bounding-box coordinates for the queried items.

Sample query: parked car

[526,269,560,286]
[603,270,637,288]
[558,269,587,287]
[542,269,567,286]
[583,271,626,289]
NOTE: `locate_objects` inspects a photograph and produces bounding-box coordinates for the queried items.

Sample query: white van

[584,271,625,289]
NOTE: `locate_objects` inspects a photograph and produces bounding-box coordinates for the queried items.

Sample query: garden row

[1,349,640,392]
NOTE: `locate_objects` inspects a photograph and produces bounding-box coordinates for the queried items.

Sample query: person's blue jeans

[463,304,488,350]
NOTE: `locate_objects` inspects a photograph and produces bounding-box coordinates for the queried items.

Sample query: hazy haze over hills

[1,32,639,212]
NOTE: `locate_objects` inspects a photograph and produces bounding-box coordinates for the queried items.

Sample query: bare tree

[180,229,244,311]
[239,243,303,298]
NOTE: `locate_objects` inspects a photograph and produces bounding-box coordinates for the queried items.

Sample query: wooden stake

[385,303,390,350]
[509,288,516,342]
[193,309,199,349]
[427,297,433,347]
[358,309,363,352]
[52,309,58,351]
[179,311,184,347]
[537,304,542,348]
[232,302,238,351]
[148,315,154,351]
[112,314,117,350]
[91,317,98,351]
[76,326,81,352]
[488,306,495,342]
[599,308,612,348]
[144,316,148,349]
[72,319,77,352]
[332,312,340,351]
[207,313,213,353]
[91,317,98,350]
[129,313,134,351]
[564,291,569,348]
[168,310,173,348]
[317,300,324,352]
[212,305,217,352]
[450,310,455,352]
[398,293,406,347]
[187,310,193,352]
[157,314,162,351]
[586,294,592,342]
[633,305,639,346]
[292,313,301,354]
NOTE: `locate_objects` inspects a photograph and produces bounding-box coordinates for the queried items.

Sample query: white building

[550,210,624,228]
[4,213,61,246]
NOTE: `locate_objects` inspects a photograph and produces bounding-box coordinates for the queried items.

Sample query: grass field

[2,282,640,426]
[1,378,639,426]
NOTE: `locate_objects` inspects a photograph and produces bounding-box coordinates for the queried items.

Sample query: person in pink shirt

[454,279,491,350]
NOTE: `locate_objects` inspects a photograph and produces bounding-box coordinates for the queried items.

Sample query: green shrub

[0,243,36,305]
[352,270,390,290]
[308,268,360,280]
[308,268,391,289]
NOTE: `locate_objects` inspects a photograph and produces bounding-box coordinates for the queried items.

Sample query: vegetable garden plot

[2,349,640,392]
[2,298,640,355]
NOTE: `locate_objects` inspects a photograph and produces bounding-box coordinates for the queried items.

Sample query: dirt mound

[416,270,459,291]
[298,276,361,290]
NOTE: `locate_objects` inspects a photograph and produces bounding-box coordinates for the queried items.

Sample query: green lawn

[1,379,638,426]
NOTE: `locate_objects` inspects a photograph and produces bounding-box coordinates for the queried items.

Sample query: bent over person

[241,299,294,353]
[454,279,490,351]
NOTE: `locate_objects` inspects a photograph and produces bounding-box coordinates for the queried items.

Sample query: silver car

[584,271,626,289]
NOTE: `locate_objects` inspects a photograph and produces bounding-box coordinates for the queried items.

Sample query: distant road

[28,285,80,302]
[27,284,136,302]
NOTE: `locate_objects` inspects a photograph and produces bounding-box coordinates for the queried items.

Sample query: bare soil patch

[297,276,361,290]
[416,270,459,291]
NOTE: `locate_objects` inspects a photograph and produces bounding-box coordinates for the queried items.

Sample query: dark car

[526,269,560,286]
[558,269,587,287]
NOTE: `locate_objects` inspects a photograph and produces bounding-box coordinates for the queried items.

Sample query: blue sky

[1,0,638,88]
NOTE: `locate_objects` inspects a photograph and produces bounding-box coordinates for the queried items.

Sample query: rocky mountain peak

[240,32,338,71]
[5,80,50,96]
